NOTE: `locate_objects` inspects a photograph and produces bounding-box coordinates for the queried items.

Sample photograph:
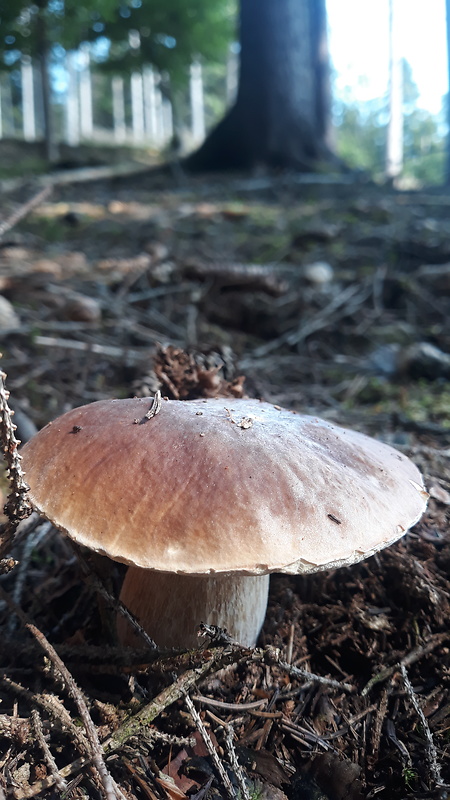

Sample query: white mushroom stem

[117,567,270,649]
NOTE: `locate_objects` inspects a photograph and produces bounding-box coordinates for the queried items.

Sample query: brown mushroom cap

[21,397,428,576]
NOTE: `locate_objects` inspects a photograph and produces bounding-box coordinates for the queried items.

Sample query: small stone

[429,484,450,505]
[62,294,101,323]
[144,241,170,262]
[303,261,334,285]
[416,262,450,293]
[399,342,450,380]
[367,344,400,377]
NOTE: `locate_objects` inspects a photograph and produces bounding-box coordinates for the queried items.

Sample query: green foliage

[1,0,236,86]
[334,59,446,185]
[334,98,387,173]
[402,107,446,184]
[93,0,236,84]
[0,152,47,179]
[0,0,122,67]
[402,766,418,791]
[341,377,450,429]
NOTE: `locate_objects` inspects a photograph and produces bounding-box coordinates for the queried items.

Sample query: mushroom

[20,397,428,648]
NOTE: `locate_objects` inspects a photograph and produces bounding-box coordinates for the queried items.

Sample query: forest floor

[0,158,449,800]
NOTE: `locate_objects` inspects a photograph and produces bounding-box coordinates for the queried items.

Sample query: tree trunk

[446,0,450,183]
[386,0,403,179]
[185,0,334,172]
[36,0,59,163]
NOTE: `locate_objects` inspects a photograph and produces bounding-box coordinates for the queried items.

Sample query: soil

[0,161,449,800]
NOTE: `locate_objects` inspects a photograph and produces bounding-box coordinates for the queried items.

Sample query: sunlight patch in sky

[327,0,448,113]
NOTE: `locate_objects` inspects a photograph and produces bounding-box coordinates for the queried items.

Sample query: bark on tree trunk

[36,0,59,164]
[386,0,403,179]
[446,0,450,183]
[186,0,334,172]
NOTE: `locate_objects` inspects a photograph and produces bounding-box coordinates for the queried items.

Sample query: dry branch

[30,708,68,793]
[34,335,148,363]
[399,664,447,789]
[0,368,32,565]
[224,725,252,800]
[105,648,232,751]
[1,674,90,750]
[27,623,119,800]
[9,755,92,800]
[185,692,237,800]
[0,586,118,800]
[265,648,355,693]
[362,633,450,695]
[0,185,52,240]
[71,543,158,650]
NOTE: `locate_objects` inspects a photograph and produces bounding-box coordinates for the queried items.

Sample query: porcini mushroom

[20,397,428,648]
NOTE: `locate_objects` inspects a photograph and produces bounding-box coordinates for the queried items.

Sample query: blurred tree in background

[0,0,447,182]
[334,60,446,184]
[0,0,118,158]
[186,0,336,171]
[88,0,235,86]
[0,0,234,76]
[0,0,235,160]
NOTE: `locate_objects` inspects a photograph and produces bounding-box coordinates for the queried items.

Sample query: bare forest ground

[0,157,449,800]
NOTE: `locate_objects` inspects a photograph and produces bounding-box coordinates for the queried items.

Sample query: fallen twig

[192,695,268,712]
[1,675,90,755]
[33,335,150,363]
[185,693,237,799]
[370,688,389,763]
[0,586,119,800]
[223,725,251,800]
[144,389,162,419]
[105,647,232,751]
[0,185,52,240]
[30,708,68,793]
[71,542,158,650]
[133,390,162,425]
[362,633,450,695]
[9,755,92,800]
[399,663,447,789]
[252,283,370,357]
[28,623,119,800]
[266,650,355,694]
[8,522,52,633]
[199,629,355,695]
[280,718,336,752]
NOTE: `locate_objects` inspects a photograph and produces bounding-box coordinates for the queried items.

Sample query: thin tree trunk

[66,51,80,146]
[131,71,145,142]
[143,66,157,143]
[1,75,15,136]
[446,0,450,182]
[386,0,403,179]
[79,44,93,139]
[112,76,126,143]
[190,61,205,143]
[21,57,36,142]
[36,0,58,163]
